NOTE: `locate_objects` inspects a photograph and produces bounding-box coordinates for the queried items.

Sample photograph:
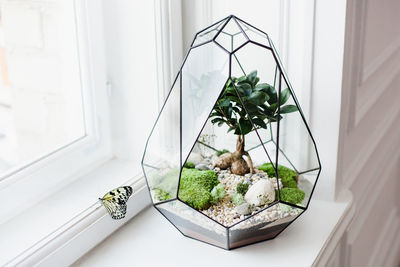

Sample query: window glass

[0,0,85,178]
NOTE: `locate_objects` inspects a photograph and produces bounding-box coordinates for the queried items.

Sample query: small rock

[195,163,210,170]
[235,203,251,215]
[245,178,252,185]
[187,152,203,165]
[271,210,278,218]
[244,179,275,207]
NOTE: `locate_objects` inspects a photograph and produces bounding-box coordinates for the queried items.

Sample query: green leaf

[279,88,290,105]
[237,83,251,90]
[227,105,233,118]
[252,118,267,129]
[232,106,241,113]
[269,114,283,122]
[279,105,298,114]
[265,85,277,104]
[211,118,225,124]
[234,86,245,96]
[247,70,258,84]
[225,85,237,95]
[244,89,252,96]
[237,76,247,83]
[235,118,252,135]
[219,98,230,107]
[244,103,260,114]
[266,103,277,113]
[248,91,269,105]
[255,83,271,91]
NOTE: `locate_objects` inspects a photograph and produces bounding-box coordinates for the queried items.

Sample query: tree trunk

[230,135,255,175]
[213,135,255,175]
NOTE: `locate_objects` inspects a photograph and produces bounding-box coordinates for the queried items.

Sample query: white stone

[244,179,275,207]
[187,152,203,165]
[235,203,251,215]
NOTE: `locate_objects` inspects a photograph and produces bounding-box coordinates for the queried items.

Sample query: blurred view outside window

[0,1,85,178]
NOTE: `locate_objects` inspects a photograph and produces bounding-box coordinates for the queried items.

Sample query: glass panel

[298,168,320,207]
[142,75,180,204]
[181,42,229,166]
[236,18,271,48]
[178,78,279,230]
[0,1,85,178]
[271,74,320,208]
[231,43,280,169]
[192,18,228,47]
[228,203,304,249]
[276,76,320,173]
[156,200,228,249]
[214,18,247,53]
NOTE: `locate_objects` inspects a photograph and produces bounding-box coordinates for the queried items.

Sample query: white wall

[333,0,400,266]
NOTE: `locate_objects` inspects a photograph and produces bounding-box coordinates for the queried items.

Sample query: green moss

[153,188,172,201]
[230,193,245,206]
[178,168,219,210]
[258,163,298,188]
[216,149,230,157]
[236,182,249,195]
[183,161,195,168]
[179,168,219,191]
[179,187,212,210]
[280,187,305,205]
[211,183,226,204]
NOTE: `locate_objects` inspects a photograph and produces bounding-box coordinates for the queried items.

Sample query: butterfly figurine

[99,186,133,220]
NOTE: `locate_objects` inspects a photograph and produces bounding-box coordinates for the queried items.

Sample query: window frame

[0,0,160,264]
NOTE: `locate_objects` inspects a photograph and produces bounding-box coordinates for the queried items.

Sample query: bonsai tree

[210,70,298,175]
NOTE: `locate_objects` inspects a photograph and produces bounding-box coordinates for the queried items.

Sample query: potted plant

[211,70,298,175]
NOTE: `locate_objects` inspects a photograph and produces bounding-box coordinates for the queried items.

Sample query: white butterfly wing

[100,186,133,220]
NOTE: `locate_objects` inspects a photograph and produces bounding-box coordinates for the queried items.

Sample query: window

[0,1,86,179]
[0,1,114,264]
[0,0,161,264]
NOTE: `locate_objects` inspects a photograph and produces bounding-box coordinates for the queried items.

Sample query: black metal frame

[141,15,321,250]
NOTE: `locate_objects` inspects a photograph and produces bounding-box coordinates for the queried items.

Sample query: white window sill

[72,192,354,267]
[0,158,151,267]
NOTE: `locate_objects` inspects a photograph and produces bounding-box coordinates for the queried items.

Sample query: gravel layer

[200,166,301,227]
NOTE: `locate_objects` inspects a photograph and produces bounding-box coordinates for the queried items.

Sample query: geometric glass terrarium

[142,15,321,250]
